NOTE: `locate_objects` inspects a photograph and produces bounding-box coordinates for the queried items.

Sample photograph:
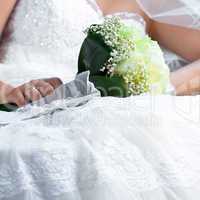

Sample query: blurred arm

[170,59,200,95]
[149,21,200,95]
[0,0,17,36]
[149,21,200,62]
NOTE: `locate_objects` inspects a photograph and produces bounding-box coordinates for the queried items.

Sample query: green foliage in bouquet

[78,17,170,97]
[0,104,18,112]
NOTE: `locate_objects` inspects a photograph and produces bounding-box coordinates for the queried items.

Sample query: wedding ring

[26,84,38,91]
[32,86,38,91]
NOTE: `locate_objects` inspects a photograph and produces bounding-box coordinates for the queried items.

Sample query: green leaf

[78,33,111,75]
[0,104,18,112]
[89,75,129,97]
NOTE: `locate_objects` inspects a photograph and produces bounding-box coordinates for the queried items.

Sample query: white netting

[136,0,200,29]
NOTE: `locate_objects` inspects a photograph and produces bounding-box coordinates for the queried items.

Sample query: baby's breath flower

[122,64,150,95]
[88,17,135,76]
[85,16,170,95]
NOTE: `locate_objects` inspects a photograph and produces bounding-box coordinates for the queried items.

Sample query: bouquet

[78,16,170,97]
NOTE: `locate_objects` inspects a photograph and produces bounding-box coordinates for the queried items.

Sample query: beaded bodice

[0,0,103,84]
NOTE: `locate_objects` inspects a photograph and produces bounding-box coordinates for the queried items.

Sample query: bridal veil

[136,0,200,29]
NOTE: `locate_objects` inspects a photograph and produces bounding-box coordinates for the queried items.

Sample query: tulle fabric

[137,0,200,29]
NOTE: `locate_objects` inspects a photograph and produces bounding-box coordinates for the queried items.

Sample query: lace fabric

[0,0,102,85]
[1,95,200,199]
[0,1,200,199]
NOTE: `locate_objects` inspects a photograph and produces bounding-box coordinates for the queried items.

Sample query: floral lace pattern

[1,95,200,199]
[0,0,102,84]
[0,0,200,199]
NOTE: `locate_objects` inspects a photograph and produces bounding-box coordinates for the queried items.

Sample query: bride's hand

[0,78,62,107]
[0,81,15,104]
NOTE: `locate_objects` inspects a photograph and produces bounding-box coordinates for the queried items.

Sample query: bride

[0,0,200,199]
[0,0,200,105]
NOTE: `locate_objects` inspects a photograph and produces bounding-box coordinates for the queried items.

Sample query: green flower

[115,37,170,94]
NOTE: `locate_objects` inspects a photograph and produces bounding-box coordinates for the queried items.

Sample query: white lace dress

[0,0,103,85]
[0,0,200,200]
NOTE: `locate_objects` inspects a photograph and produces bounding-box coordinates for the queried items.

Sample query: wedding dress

[0,0,200,200]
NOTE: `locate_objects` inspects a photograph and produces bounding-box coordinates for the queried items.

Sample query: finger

[44,78,63,89]
[31,80,54,97]
[0,82,14,104]
[7,88,27,107]
[22,83,42,102]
